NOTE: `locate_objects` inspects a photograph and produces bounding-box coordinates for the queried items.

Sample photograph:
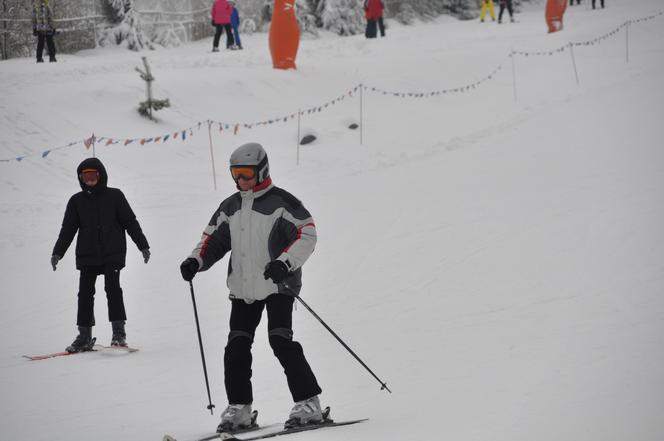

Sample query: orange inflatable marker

[545,0,567,33]
[269,0,300,69]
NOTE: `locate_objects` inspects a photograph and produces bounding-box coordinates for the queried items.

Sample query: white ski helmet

[229,142,270,184]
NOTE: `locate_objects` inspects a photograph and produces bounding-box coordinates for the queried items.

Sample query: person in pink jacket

[211,0,234,52]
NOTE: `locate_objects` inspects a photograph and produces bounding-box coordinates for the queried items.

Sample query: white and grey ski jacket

[189,178,316,303]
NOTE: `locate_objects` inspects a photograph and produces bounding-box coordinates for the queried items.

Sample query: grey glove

[51,255,61,271]
[141,248,150,264]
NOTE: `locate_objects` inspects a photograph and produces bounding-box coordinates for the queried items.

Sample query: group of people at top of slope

[51,143,324,432]
[569,0,605,8]
[480,0,606,24]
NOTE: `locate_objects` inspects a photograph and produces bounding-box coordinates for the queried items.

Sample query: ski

[219,408,367,441]
[23,341,138,361]
[93,344,139,353]
[23,338,98,360]
[23,351,85,361]
[163,411,275,441]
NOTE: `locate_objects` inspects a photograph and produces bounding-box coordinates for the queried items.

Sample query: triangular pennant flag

[163,134,170,142]
[182,130,186,140]
[105,138,114,146]
[42,150,51,158]
[125,139,134,146]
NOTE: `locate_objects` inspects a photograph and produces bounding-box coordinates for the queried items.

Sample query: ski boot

[66,326,96,353]
[216,404,258,433]
[284,395,326,429]
[110,320,127,347]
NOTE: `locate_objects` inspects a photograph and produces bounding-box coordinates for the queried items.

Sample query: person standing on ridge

[52,158,150,352]
[229,0,242,50]
[180,142,323,433]
[480,0,496,22]
[364,0,385,38]
[211,0,234,52]
[498,0,515,23]
[32,0,57,63]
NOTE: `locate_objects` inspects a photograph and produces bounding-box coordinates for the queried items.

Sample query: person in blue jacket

[230,1,242,50]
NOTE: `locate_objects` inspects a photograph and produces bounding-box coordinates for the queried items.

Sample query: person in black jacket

[52,157,150,352]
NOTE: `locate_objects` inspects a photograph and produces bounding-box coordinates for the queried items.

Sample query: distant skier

[32,0,56,63]
[364,0,385,38]
[480,0,496,22]
[51,158,150,352]
[180,143,323,432]
[229,1,242,50]
[498,0,515,23]
[211,0,234,51]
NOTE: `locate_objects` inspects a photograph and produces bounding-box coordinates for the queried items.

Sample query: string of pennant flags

[513,11,662,57]
[2,11,661,164]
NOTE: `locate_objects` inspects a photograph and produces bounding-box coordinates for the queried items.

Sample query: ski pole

[295,295,392,393]
[188,280,216,414]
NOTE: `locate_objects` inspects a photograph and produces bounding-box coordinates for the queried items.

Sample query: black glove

[51,255,61,271]
[211,19,215,26]
[141,248,151,264]
[263,260,289,283]
[180,258,199,282]
[33,28,38,36]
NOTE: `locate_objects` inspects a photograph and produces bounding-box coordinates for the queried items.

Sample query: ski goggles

[230,166,256,181]
[79,169,99,181]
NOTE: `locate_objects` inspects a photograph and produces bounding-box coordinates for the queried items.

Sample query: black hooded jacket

[52,158,149,270]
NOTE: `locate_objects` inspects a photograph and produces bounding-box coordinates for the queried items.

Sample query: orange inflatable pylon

[269,0,299,69]
[545,0,567,33]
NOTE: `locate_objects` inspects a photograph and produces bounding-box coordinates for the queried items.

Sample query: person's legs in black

[104,265,128,345]
[104,266,126,322]
[225,299,264,404]
[225,24,235,49]
[46,34,56,61]
[36,34,45,62]
[266,294,321,402]
[507,0,514,20]
[377,17,385,37]
[77,267,98,327]
[498,2,505,23]
[213,25,223,50]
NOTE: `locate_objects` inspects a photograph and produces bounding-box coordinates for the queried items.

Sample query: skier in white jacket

[180,143,323,433]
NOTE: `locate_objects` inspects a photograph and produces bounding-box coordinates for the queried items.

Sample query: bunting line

[2,11,661,164]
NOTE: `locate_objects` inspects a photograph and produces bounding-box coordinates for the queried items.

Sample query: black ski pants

[213,24,234,49]
[224,294,322,404]
[569,0,580,5]
[77,265,126,327]
[499,0,513,21]
[592,0,604,8]
[36,32,56,61]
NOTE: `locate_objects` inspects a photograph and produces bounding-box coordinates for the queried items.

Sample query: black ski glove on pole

[141,248,151,264]
[263,260,289,283]
[180,258,199,282]
[51,255,61,271]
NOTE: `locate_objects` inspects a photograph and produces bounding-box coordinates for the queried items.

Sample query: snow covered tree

[319,0,364,36]
[99,0,152,50]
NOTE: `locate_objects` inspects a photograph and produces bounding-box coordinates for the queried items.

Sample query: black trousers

[213,24,234,49]
[77,265,126,327]
[592,0,604,8]
[36,33,56,61]
[499,0,513,20]
[224,294,322,404]
[569,0,580,5]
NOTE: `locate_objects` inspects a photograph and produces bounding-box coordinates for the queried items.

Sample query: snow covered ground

[1,1,663,440]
